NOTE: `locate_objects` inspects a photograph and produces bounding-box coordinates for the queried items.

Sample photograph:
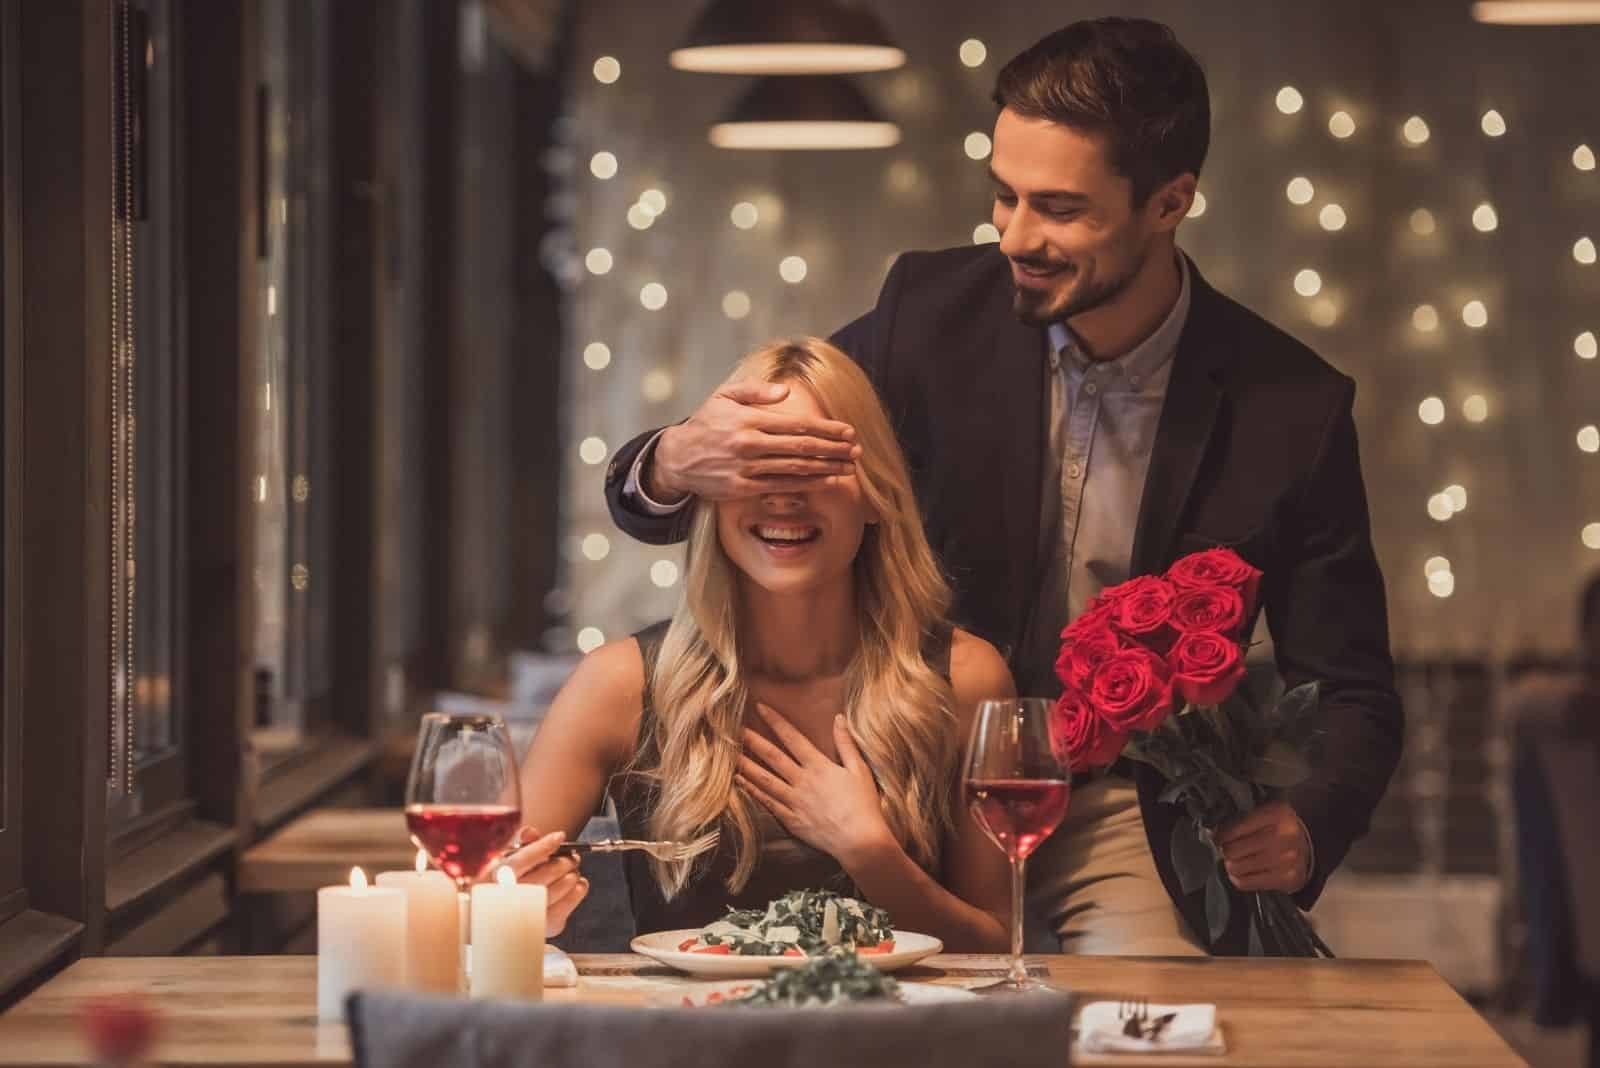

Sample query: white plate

[666,978,978,1008]
[629,929,943,978]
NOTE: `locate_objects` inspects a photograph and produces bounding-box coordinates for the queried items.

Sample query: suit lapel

[1129,265,1230,578]
[990,293,1050,619]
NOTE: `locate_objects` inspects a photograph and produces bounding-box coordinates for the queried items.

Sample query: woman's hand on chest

[734,699,897,869]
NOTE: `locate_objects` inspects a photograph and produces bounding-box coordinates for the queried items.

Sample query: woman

[508,338,1013,951]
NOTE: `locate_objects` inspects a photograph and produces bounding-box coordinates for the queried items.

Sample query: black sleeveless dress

[613,620,954,934]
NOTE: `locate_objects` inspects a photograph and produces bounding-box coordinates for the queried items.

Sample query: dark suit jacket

[603,244,1404,955]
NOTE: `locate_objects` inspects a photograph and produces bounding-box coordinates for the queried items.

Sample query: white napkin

[542,946,577,988]
[1076,1001,1225,1055]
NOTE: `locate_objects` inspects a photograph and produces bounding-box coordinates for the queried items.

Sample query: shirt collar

[1047,251,1191,388]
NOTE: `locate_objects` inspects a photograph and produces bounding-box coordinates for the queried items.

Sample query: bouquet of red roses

[1050,547,1332,958]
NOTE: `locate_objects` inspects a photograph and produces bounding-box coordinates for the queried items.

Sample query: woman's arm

[923,629,1017,944]
[735,630,1015,952]
[502,637,645,934]
[517,638,645,841]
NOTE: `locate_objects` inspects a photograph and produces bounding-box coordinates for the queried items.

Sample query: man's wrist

[642,427,689,505]
[1295,815,1315,892]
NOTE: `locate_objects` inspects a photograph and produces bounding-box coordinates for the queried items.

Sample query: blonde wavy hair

[640,337,957,898]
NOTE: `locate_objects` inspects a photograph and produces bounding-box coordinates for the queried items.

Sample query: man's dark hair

[992,17,1210,206]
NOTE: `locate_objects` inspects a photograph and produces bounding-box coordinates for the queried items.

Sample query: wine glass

[405,712,523,894]
[964,698,1071,993]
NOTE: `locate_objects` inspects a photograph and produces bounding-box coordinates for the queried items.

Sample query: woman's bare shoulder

[544,637,649,760]
[948,628,1016,712]
[565,636,646,700]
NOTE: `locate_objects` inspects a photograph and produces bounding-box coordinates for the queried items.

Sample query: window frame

[107,0,194,850]
[0,0,26,927]
[250,0,339,751]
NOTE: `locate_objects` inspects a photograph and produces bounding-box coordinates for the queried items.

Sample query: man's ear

[1152,173,1198,232]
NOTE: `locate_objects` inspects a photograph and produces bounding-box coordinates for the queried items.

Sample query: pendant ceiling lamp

[708,75,900,150]
[671,0,905,74]
[1472,0,1600,22]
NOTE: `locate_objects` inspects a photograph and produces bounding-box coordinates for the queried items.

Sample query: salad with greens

[675,889,896,958]
[730,950,902,1007]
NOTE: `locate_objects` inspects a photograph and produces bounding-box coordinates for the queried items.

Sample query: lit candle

[469,865,545,999]
[317,867,406,1020]
[376,852,460,994]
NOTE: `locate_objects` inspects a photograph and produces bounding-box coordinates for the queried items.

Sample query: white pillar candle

[469,865,545,999]
[317,867,407,1020]
[376,853,461,994]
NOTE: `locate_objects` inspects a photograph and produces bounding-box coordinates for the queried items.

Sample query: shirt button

[1067,463,1082,480]
[1085,382,1099,396]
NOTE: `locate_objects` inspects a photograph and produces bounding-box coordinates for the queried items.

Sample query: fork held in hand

[553,831,719,863]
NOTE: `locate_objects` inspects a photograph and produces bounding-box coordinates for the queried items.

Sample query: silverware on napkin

[1117,1000,1179,1041]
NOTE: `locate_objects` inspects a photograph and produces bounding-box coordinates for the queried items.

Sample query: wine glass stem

[1008,854,1027,986]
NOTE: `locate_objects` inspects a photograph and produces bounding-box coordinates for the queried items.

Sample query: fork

[552,830,720,863]
[1118,999,1150,1039]
[1116,1000,1180,1042]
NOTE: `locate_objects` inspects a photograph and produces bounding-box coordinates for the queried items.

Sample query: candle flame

[415,849,428,874]
[349,867,368,890]
[495,864,517,887]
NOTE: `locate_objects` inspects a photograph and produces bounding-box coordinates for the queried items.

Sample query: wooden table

[238,810,414,893]
[0,954,1526,1067]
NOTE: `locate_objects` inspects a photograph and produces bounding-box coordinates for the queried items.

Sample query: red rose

[1170,630,1247,706]
[1112,576,1178,651]
[1085,583,1131,615]
[1050,688,1128,770]
[1171,584,1245,636]
[1166,547,1262,618]
[1055,618,1125,693]
[1062,600,1114,637]
[1087,646,1174,733]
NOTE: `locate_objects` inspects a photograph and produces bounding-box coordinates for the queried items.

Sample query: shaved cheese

[822,899,841,945]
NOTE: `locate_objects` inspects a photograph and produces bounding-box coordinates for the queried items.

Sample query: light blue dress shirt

[1016,254,1191,697]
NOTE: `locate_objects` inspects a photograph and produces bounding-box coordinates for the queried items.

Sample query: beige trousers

[1026,775,1207,956]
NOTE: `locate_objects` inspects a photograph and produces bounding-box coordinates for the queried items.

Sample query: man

[602,17,1402,956]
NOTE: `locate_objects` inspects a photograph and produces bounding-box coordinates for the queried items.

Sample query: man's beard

[1009,255,1142,327]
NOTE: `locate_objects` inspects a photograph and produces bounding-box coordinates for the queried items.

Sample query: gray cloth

[1016,254,1191,699]
[348,989,1074,1068]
